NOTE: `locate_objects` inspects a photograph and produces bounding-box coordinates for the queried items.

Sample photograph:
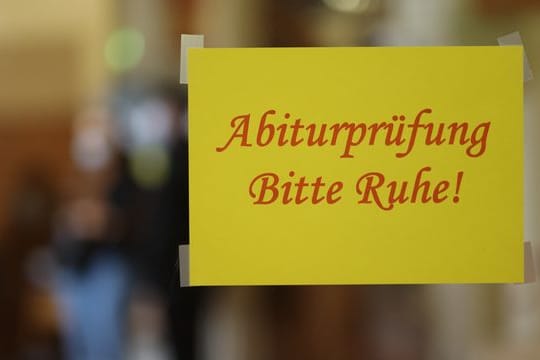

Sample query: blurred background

[0,0,540,359]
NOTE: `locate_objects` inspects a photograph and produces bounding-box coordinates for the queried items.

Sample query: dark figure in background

[53,174,131,360]
[110,85,204,360]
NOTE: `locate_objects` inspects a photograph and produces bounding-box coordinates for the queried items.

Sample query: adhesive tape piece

[497,31,534,82]
[523,241,537,284]
[180,34,204,84]
[179,244,190,287]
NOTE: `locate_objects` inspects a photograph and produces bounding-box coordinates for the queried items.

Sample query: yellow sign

[188,46,523,285]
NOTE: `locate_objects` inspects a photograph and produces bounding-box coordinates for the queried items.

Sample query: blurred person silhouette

[110,84,203,360]
[52,106,131,360]
[53,85,205,360]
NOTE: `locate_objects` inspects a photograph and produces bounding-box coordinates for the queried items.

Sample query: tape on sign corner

[180,34,205,85]
[522,241,537,284]
[497,31,534,82]
[179,244,190,287]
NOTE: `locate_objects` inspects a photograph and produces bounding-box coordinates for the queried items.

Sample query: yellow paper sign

[188,46,523,286]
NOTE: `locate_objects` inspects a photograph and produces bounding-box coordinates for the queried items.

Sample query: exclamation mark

[453,171,464,203]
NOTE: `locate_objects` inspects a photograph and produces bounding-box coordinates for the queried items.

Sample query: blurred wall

[0,0,113,233]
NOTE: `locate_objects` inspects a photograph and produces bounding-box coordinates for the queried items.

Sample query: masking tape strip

[180,34,205,84]
[179,244,190,287]
[523,241,537,284]
[497,31,534,82]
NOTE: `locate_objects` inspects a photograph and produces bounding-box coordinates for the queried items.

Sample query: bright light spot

[129,99,173,147]
[323,0,371,13]
[129,145,170,189]
[72,106,111,172]
[104,28,145,72]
